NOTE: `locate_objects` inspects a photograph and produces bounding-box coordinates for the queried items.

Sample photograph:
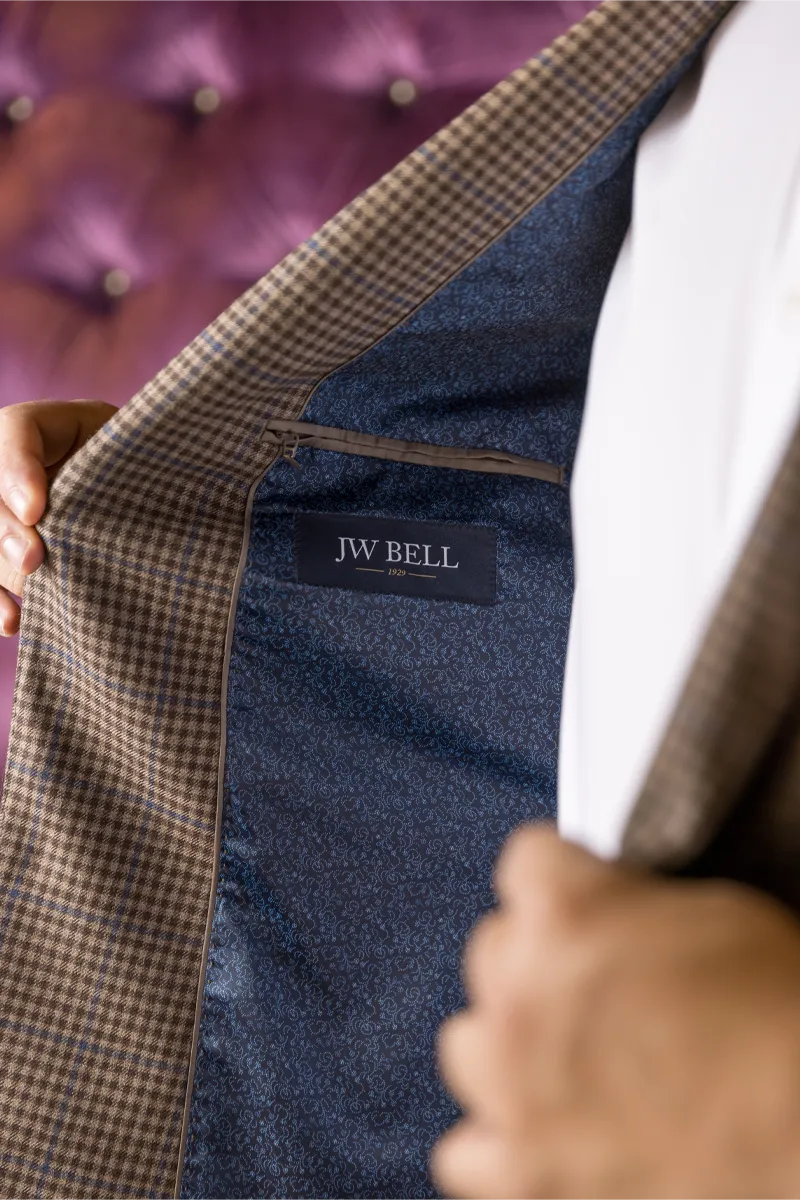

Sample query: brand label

[295,513,496,604]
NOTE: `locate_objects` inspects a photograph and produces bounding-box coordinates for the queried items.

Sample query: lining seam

[173,457,277,1200]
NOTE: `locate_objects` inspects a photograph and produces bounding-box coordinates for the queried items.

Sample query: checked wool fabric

[0,4,734,1197]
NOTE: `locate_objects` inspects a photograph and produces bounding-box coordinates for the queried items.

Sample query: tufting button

[387,78,417,107]
[5,96,34,123]
[193,85,221,115]
[103,268,131,298]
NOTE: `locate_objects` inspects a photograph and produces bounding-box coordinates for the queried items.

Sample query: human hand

[0,399,116,634]
[433,825,800,1199]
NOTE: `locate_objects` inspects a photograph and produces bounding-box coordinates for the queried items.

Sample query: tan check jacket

[4,3,783,1197]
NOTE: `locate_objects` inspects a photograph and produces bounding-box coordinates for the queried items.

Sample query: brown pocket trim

[262,419,565,485]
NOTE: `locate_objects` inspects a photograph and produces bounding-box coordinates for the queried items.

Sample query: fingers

[433,832,658,1200]
[461,910,516,1007]
[442,833,634,1125]
[431,1121,535,1200]
[0,400,116,634]
[0,496,46,594]
[437,1008,511,1119]
[494,825,629,923]
[0,494,47,632]
[0,588,21,636]
[0,399,116,525]
[0,406,48,526]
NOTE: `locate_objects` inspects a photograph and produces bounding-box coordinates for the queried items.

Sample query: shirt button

[103,268,131,298]
[388,78,418,107]
[193,85,221,115]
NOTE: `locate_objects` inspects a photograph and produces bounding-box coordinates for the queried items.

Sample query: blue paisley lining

[182,56,698,1200]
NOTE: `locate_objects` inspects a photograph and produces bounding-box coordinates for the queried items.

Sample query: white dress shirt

[558,0,800,857]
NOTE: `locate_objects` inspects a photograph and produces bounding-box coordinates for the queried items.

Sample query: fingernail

[7,486,28,521]
[1,535,26,570]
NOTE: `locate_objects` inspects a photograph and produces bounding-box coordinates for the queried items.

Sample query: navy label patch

[295,513,497,605]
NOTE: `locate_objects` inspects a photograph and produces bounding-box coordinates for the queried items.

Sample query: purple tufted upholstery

[0,0,595,772]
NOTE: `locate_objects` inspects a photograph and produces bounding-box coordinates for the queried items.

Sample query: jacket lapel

[623,413,800,906]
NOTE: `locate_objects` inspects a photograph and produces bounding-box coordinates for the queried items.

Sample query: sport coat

[3,4,773,1198]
